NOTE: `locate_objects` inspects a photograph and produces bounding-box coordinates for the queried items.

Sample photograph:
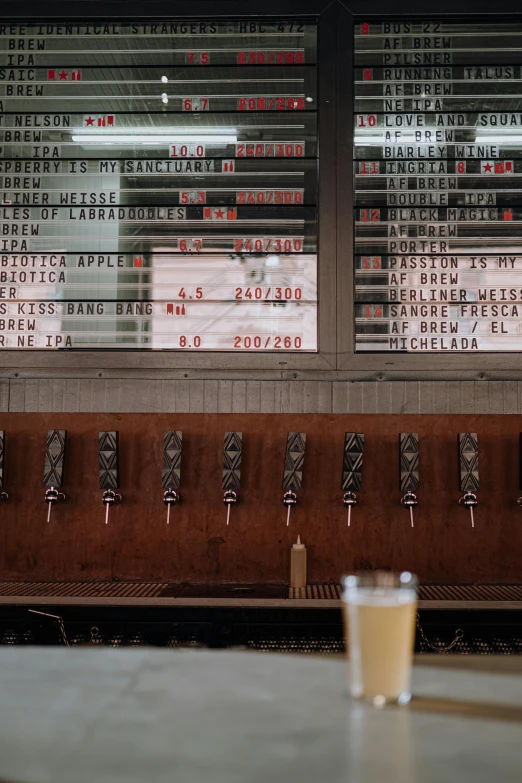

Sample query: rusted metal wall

[0,413,519,584]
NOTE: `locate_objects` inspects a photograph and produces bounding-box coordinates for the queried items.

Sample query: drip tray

[164,584,288,599]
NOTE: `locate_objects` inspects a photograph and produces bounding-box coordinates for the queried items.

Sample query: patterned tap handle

[44,430,67,522]
[341,433,364,526]
[162,430,182,524]
[517,432,522,506]
[458,433,479,528]
[99,431,122,524]
[400,433,419,528]
[0,431,7,502]
[283,432,306,525]
[222,432,242,525]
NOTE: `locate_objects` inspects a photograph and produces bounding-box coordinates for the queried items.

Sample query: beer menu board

[355,21,522,352]
[0,19,317,350]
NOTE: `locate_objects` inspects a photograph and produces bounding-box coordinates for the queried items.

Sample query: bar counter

[0,648,520,783]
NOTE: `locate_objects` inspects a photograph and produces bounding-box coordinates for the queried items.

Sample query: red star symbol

[214,209,225,219]
[133,256,143,267]
[483,163,493,172]
[59,70,68,80]
[85,116,95,126]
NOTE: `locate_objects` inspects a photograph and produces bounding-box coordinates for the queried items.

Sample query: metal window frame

[339,0,522,377]
[0,0,336,373]
[4,0,522,378]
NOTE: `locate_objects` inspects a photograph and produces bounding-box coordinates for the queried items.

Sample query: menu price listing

[0,17,318,351]
[355,19,522,353]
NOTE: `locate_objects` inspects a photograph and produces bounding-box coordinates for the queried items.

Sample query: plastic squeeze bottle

[290,536,307,588]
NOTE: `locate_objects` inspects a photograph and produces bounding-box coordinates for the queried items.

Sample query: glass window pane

[0,18,318,351]
[354,19,522,353]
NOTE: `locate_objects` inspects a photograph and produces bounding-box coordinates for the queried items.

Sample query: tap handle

[223,431,242,491]
[400,433,419,493]
[99,431,119,490]
[458,433,479,493]
[341,433,364,492]
[44,429,67,488]
[0,431,7,502]
[283,432,306,493]
[0,430,5,492]
[162,431,182,491]
[519,433,522,492]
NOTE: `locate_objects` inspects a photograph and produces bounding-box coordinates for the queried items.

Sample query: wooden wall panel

[0,413,520,584]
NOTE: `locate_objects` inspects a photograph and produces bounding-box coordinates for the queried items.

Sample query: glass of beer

[342,571,417,707]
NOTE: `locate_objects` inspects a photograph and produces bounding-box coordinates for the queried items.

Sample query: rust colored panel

[0,413,520,584]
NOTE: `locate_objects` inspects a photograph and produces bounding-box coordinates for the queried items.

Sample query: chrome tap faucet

[223,432,242,525]
[283,490,298,525]
[341,433,364,526]
[459,491,478,527]
[223,489,238,525]
[45,486,65,523]
[102,488,122,524]
[458,433,479,528]
[342,492,357,527]
[400,491,418,527]
[43,430,67,523]
[162,431,182,524]
[99,431,122,524]
[163,488,180,524]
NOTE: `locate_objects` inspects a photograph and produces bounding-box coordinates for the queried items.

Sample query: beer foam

[343,589,416,606]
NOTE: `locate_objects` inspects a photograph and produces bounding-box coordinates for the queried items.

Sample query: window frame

[339,1,522,376]
[0,0,336,371]
[3,0,522,377]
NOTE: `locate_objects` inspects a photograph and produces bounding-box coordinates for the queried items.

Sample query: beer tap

[44,430,67,523]
[0,431,8,503]
[283,432,306,526]
[458,432,479,528]
[99,431,122,524]
[341,433,364,527]
[517,433,522,508]
[222,432,242,525]
[400,433,419,528]
[162,430,182,524]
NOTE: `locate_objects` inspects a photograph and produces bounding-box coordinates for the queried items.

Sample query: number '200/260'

[234,336,302,349]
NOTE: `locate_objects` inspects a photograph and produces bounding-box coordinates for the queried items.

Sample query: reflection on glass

[354,20,522,352]
[0,19,318,351]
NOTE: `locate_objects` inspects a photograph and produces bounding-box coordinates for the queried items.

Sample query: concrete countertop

[0,648,521,783]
